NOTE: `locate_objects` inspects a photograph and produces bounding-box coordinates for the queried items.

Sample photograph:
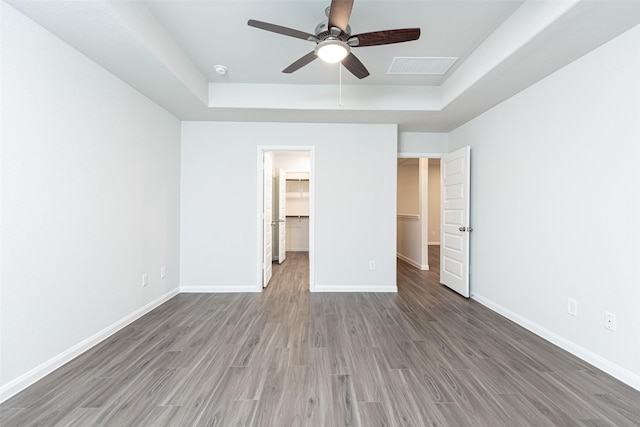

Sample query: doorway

[258,147,314,291]
[396,157,441,271]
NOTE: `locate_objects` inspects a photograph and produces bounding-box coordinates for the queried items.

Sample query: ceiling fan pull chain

[339,63,342,107]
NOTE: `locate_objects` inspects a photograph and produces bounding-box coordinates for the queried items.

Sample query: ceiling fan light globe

[315,40,350,63]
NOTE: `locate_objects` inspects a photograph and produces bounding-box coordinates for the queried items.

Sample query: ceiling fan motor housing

[315,20,352,40]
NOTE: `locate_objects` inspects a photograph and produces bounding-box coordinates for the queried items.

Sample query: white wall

[449,24,640,389]
[180,122,397,292]
[398,132,448,156]
[273,151,311,173]
[1,4,181,399]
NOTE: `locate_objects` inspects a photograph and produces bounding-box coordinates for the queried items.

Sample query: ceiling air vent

[387,57,458,75]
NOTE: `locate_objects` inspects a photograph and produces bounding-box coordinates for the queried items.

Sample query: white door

[278,169,287,264]
[440,146,471,298]
[263,152,274,287]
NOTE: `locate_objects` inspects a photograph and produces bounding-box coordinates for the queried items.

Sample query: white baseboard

[0,288,180,403]
[472,294,640,392]
[396,253,429,270]
[180,285,259,293]
[312,284,397,292]
[15,285,636,406]
[428,241,441,246]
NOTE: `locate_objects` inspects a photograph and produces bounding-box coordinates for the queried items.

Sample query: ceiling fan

[248,0,421,79]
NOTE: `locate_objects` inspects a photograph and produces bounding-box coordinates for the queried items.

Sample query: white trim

[312,285,398,293]
[0,288,179,403]
[397,253,429,270]
[428,241,441,245]
[180,285,259,293]
[308,150,315,292]
[256,149,264,291]
[5,286,638,404]
[472,294,640,392]
[419,158,429,270]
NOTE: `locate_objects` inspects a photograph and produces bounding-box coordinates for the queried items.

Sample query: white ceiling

[7,0,640,132]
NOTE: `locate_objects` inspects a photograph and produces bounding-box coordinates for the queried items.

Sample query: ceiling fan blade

[349,28,421,47]
[283,52,318,73]
[248,19,318,42]
[342,52,369,79]
[328,0,354,33]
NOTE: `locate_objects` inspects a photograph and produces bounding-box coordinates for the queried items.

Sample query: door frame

[257,146,315,292]
[277,168,287,264]
[262,151,274,287]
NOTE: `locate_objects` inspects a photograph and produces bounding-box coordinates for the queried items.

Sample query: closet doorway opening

[258,147,314,291]
[396,157,441,272]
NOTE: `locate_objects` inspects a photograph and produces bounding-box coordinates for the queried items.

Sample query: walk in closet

[271,151,311,258]
[284,172,309,251]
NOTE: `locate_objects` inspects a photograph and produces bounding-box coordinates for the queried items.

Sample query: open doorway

[258,148,314,291]
[396,157,441,271]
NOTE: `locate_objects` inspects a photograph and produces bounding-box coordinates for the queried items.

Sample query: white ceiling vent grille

[387,57,458,75]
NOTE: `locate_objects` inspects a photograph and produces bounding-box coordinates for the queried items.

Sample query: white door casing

[278,169,287,264]
[440,146,471,298]
[263,151,274,287]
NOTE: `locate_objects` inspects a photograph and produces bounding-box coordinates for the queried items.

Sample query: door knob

[458,226,473,232]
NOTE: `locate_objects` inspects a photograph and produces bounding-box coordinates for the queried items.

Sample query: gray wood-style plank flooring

[2,248,639,426]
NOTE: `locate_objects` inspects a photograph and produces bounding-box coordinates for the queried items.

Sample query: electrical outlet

[567,298,578,317]
[142,273,148,287]
[160,266,166,279]
[604,312,616,331]
[369,260,376,270]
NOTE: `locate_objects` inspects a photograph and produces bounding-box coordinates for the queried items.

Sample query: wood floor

[2,248,639,426]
